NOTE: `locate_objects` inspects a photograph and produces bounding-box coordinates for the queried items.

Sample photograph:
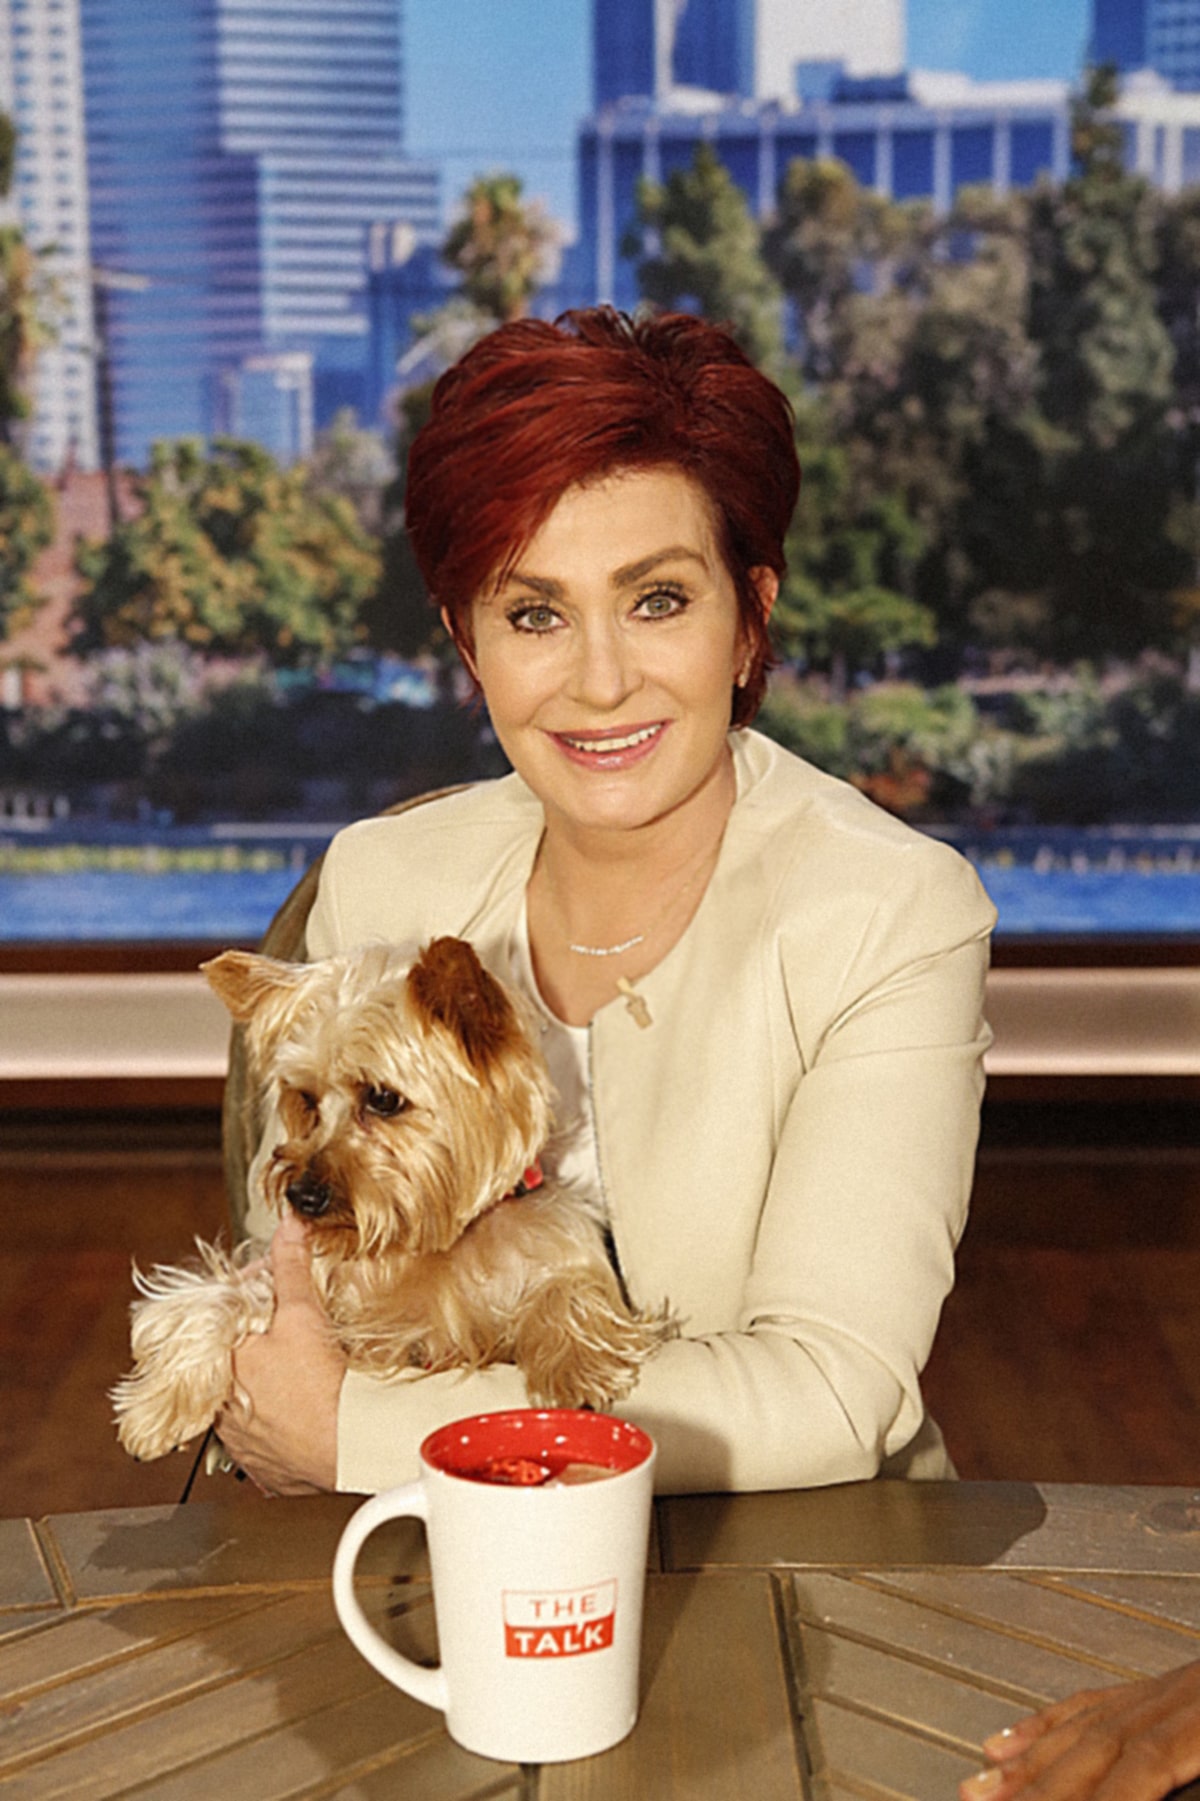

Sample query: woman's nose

[567,622,638,709]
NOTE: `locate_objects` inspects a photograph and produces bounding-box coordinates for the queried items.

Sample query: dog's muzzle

[286,1170,334,1218]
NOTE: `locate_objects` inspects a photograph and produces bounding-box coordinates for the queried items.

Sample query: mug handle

[332,1484,449,1715]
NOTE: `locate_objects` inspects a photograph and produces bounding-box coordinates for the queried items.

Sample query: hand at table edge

[960,1659,1200,1801]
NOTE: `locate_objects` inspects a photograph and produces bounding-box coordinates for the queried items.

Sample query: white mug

[332,1408,657,1764]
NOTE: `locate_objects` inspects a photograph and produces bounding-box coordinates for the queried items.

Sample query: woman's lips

[549,722,668,769]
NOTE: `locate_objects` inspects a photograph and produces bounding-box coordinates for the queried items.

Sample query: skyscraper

[79,0,439,467]
[750,0,905,93]
[1092,0,1200,89]
[593,0,670,105]
[592,0,904,108]
[0,0,98,474]
[1092,0,1149,70]
[672,0,753,94]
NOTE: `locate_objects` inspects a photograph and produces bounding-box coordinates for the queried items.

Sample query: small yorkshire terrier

[112,936,673,1463]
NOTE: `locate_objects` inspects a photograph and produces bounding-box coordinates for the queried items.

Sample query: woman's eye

[636,588,687,619]
[508,604,561,634]
[363,1086,407,1118]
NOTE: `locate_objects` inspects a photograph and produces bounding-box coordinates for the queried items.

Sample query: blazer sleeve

[598,848,995,1493]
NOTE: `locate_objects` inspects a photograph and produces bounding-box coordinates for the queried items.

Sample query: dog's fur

[112,937,674,1462]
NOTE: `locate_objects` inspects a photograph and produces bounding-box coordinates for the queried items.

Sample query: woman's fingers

[961,1662,1200,1801]
[983,1691,1117,1763]
[216,1215,345,1494]
[268,1208,319,1296]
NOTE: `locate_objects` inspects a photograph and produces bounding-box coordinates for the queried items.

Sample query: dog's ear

[408,937,520,1076]
[200,950,306,1022]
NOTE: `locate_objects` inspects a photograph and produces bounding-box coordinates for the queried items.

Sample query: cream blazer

[254,729,995,1495]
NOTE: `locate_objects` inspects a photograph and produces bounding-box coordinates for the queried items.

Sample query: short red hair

[405,308,799,727]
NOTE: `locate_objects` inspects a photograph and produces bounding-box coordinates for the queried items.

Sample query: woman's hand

[216,1212,346,1495]
[960,1660,1200,1800]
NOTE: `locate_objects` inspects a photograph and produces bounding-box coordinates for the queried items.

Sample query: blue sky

[406,0,1092,232]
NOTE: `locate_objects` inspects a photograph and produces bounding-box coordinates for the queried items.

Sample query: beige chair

[221,786,469,1236]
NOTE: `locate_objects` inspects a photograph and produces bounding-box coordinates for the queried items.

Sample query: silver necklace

[568,932,646,958]
[549,825,724,963]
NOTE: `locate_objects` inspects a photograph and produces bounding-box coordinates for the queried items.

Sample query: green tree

[367,380,448,660]
[773,395,936,695]
[0,109,55,650]
[0,111,49,445]
[0,446,54,641]
[763,155,932,382]
[305,409,394,537]
[441,173,561,324]
[1031,71,1173,446]
[764,155,1042,650]
[628,143,785,369]
[70,438,380,667]
[849,190,1046,646]
[1018,65,1186,657]
[1152,180,1200,674]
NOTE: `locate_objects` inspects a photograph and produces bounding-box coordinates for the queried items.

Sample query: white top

[508,899,606,1222]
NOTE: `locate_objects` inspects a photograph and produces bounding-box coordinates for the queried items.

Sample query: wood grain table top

[4,1480,1200,1799]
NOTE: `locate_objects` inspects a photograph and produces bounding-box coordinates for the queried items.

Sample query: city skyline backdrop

[407,0,1093,232]
[0,0,1135,472]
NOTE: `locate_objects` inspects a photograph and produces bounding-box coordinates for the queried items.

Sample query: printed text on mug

[503,1580,617,1657]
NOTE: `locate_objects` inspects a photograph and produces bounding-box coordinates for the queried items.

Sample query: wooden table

[4,1480,1200,1798]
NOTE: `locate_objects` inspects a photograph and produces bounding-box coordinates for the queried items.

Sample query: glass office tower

[1092,0,1149,69]
[0,0,98,473]
[592,0,902,107]
[80,0,438,466]
[1092,0,1200,89]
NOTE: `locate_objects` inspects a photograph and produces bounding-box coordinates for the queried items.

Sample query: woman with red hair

[219,307,995,1499]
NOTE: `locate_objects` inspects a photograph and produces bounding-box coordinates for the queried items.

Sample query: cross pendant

[616,977,652,1029]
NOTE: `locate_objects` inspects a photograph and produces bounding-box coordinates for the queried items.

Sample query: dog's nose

[286,1171,333,1217]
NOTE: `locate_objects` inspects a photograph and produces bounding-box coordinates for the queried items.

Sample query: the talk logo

[503,1580,617,1657]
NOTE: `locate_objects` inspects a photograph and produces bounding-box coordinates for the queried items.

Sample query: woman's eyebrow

[499,546,708,597]
[495,571,563,599]
[612,547,708,586]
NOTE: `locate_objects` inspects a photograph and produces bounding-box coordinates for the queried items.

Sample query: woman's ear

[441,605,479,682]
[735,568,779,687]
[750,567,779,625]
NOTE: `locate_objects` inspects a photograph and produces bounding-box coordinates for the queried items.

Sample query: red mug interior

[422,1409,654,1486]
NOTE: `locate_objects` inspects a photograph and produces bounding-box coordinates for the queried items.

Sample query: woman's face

[461,467,775,840]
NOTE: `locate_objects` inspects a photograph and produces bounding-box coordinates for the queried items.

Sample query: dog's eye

[299,1091,318,1114]
[363,1086,406,1118]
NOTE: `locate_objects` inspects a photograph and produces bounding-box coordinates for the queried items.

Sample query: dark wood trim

[991,936,1200,967]
[985,1073,1200,1105]
[0,1076,226,1111]
[0,1104,222,1155]
[0,941,253,974]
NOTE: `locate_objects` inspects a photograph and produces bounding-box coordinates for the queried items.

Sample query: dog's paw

[112,1245,276,1461]
[111,1373,219,1461]
[515,1279,675,1409]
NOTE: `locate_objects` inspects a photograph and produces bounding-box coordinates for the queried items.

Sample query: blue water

[979,865,1200,935]
[0,869,303,942]
[1,857,1199,941]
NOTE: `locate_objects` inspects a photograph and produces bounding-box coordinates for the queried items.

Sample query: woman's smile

[549,721,669,769]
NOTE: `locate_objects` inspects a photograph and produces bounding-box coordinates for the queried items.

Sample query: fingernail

[961,1771,1006,1799]
[982,1723,1027,1759]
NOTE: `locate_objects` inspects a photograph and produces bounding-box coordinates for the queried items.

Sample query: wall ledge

[3,965,1200,1087]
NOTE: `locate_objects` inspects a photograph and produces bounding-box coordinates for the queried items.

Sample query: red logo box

[503,1579,617,1657]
